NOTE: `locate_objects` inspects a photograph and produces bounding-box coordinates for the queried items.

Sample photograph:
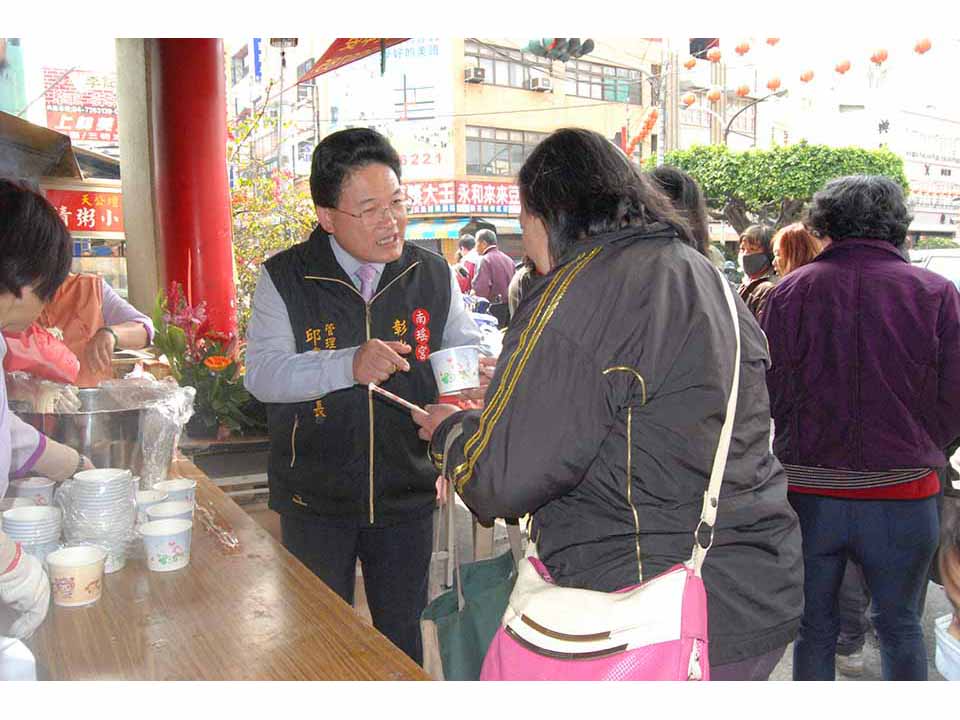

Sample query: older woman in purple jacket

[762,175,960,680]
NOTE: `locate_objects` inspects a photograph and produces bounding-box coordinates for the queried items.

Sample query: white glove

[0,533,51,640]
[5,372,81,414]
[53,384,81,413]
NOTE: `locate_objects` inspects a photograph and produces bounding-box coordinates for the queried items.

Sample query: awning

[487,218,521,236]
[405,217,469,240]
[0,110,82,179]
[297,38,409,82]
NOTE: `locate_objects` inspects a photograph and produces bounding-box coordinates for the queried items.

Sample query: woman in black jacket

[414,129,803,680]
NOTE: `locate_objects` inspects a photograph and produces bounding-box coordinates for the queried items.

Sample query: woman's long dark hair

[649,165,711,254]
[517,128,699,264]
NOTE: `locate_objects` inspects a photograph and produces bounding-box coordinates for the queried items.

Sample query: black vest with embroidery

[263,228,451,524]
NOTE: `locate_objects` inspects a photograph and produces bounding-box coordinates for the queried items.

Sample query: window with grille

[231,47,249,86]
[463,41,552,90]
[296,58,315,103]
[564,59,642,105]
[465,126,549,176]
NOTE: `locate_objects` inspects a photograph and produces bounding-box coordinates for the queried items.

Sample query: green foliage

[153,283,254,434]
[179,340,254,435]
[915,236,960,250]
[150,288,187,381]
[228,109,316,337]
[659,142,909,233]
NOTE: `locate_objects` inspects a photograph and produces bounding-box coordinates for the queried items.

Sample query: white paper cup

[139,519,193,572]
[145,501,194,523]
[135,490,169,524]
[8,477,56,506]
[46,545,107,607]
[428,345,480,395]
[152,479,196,505]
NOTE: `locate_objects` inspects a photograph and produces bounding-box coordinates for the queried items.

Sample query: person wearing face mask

[243,129,482,665]
[737,224,777,322]
[0,179,95,639]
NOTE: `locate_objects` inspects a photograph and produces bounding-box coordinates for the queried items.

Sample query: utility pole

[270,38,298,171]
[656,55,667,166]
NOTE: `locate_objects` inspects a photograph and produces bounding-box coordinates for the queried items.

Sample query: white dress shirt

[244,235,481,404]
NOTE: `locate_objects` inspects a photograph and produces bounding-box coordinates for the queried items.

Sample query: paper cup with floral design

[152,479,196,506]
[428,346,480,395]
[139,519,192,572]
[46,545,107,607]
[8,477,56,506]
[145,501,194,523]
[135,490,169,524]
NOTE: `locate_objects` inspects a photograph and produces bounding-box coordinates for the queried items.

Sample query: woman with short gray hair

[762,174,960,680]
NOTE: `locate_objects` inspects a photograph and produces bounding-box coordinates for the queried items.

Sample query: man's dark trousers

[280,509,434,665]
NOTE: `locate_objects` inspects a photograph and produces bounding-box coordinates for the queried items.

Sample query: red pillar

[151,39,237,340]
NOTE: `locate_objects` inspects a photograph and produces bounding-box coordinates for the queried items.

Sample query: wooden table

[25,458,429,680]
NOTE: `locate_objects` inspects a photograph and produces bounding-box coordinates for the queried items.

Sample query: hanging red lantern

[915,38,932,55]
[681,92,697,108]
[766,76,781,92]
[835,59,851,74]
[684,55,697,70]
[736,84,751,97]
[800,70,814,83]
[766,38,780,46]
[707,47,722,63]
[735,41,750,56]
[707,87,722,103]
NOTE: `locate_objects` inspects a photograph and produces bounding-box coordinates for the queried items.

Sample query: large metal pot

[13,388,169,484]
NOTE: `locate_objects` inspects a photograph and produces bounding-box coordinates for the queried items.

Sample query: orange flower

[203,355,232,372]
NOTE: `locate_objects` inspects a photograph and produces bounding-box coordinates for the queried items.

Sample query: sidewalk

[247,497,954,680]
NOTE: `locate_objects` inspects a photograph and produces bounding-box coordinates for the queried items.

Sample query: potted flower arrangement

[151,282,254,439]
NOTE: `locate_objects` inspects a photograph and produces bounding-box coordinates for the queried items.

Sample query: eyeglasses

[331,198,411,228]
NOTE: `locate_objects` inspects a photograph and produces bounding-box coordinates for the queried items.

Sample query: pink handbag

[479,270,741,681]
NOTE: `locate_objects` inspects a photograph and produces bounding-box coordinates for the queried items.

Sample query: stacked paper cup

[1,506,62,562]
[59,469,136,573]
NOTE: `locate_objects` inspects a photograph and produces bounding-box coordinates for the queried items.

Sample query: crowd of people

[3,124,960,682]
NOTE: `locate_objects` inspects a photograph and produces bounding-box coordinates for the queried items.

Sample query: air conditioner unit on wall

[464,67,486,84]
[528,76,552,92]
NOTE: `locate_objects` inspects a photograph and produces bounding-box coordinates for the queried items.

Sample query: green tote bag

[420,427,522,681]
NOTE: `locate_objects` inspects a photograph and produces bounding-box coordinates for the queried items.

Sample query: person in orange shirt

[38,274,154,388]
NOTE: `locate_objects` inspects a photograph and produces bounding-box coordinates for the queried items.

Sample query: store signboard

[43,67,119,144]
[406,179,520,216]
[41,180,125,239]
[327,38,455,181]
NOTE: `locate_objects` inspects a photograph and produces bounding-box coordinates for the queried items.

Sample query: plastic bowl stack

[1,506,62,562]
[59,468,136,574]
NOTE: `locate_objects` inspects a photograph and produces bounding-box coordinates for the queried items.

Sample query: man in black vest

[244,128,481,664]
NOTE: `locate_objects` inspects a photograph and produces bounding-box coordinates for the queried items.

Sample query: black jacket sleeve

[430,325,617,525]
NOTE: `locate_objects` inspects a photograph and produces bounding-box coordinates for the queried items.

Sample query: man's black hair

[309,128,402,208]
